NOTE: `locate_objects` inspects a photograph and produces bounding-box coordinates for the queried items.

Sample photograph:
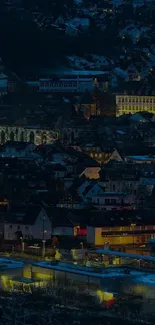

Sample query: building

[75,92,97,119]
[87,210,155,246]
[0,258,24,290]
[39,76,95,93]
[91,192,136,211]
[126,65,141,82]
[116,95,155,117]
[0,142,39,159]
[81,145,122,164]
[4,205,51,240]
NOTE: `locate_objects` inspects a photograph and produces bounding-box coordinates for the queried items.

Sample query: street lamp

[42,214,46,258]
[42,240,46,258]
[131,223,136,246]
[80,242,85,260]
[20,237,25,253]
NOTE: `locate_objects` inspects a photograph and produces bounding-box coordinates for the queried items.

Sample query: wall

[94,227,154,246]
[32,209,51,240]
[4,223,33,240]
[52,227,74,236]
[87,226,95,244]
[4,210,51,240]
[116,95,155,117]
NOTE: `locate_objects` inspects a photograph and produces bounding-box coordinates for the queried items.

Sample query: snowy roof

[0,258,24,269]
[60,70,106,76]
[33,261,104,278]
[134,274,155,286]
[0,73,8,79]
[93,249,155,263]
[68,18,90,27]
[127,155,155,161]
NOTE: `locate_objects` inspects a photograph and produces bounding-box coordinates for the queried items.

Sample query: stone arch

[10,131,14,141]
[1,130,5,144]
[20,131,24,142]
[29,131,35,143]
[41,132,47,144]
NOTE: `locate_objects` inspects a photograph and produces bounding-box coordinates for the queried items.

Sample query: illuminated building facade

[87,224,155,246]
[116,95,155,117]
[0,125,58,145]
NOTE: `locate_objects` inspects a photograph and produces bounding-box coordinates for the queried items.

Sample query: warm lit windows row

[40,82,77,88]
[117,96,155,104]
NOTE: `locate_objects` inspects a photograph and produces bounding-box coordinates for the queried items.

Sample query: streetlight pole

[131,223,136,247]
[42,215,46,258]
[80,242,84,260]
[20,237,24,253]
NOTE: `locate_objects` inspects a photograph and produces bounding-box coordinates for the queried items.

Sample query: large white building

[26,70,107,93]
[116,95,155,117]
[39,76,95,93]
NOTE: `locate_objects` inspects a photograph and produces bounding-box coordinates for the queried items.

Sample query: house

[75,91,97,120]
[46,208,79,236]
[54,15,65,25]
[126,64,141,82]
[57,188,84,209]
[99,164,140,195]
[46,208,88,237]
[0,142,40,159]
[4,205,51,240]
[81,145,123,164]
[52,164,67,179]
[77,181,105,203]
[91,192,136,211]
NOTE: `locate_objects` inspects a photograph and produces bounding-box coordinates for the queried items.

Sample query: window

[25,226,29,230]
[105,199,110,204]
[17,225,20,230]
[9,225,12,229]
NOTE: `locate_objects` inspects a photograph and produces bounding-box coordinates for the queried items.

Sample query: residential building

[81,145,122,164]
[4,205,51,240]
[126,64,141,82]
[75,91,97,119]
[116,95,155,117]
[92,192,136,210]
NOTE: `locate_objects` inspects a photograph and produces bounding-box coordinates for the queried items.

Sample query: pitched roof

[79,91,94,105]
[45,208,76,228]
[46,207,89,228]
[5,204,42,225]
